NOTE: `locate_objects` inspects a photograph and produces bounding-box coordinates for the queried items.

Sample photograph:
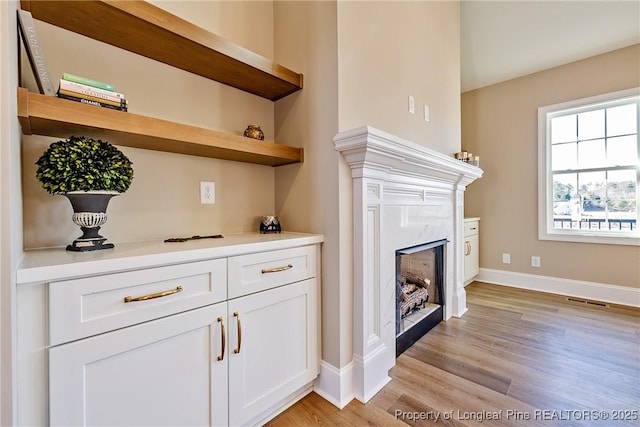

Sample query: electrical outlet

[408,95,415,114]
[531,256,541,268]
[200,181,215,204]
[502,253,511,264]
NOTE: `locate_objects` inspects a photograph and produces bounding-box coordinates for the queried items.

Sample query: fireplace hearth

[396,239,446,356]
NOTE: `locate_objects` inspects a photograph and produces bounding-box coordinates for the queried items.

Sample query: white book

[17,10,56,96]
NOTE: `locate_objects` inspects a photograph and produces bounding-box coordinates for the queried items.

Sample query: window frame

[538,88,640,246]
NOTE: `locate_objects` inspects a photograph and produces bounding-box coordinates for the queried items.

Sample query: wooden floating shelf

[20,0,303,101]
[18,88,303,167]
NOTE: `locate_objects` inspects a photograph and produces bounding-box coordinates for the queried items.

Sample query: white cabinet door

[49,303,229,427]
[464,232,479,284]
[227,278,318,426]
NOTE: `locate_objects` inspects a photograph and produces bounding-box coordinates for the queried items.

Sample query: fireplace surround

[335,126,482,403]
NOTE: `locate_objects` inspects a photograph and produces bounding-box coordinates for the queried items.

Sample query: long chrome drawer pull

[233,311,242,354]
[261,264,293,274]
[217,316,225,361]
[124,285,183,303]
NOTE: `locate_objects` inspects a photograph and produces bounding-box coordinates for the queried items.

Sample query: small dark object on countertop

[164,234,224,243]
[260,216,281,234]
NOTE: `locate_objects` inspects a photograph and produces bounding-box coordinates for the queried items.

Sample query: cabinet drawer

[464,220,479,236]
[49,259,227,345]
[228,245,317,298]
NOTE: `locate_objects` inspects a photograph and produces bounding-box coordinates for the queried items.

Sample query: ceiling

[460,0,640,92]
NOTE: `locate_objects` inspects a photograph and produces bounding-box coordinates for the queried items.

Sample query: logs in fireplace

[398,272,430,317]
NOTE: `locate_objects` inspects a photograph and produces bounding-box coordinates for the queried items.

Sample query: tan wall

[21,1,278,249]
[336,0,461,364]
[273,1,352,368]
[273,1,462,369]
[337,0,461,155]
[462,45,640,288]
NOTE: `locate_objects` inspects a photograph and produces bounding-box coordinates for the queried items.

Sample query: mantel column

[351,174,392,403]
[451,183,468,317]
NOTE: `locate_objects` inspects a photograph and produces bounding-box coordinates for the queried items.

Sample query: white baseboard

[313,360,354,409]
[477,268,640,307]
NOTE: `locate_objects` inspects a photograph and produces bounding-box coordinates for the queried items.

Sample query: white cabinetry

[16,233,322,427]
[227,246,318,426]
[50,302,229,426]
[228,279,317,426]
[464,218,480,286]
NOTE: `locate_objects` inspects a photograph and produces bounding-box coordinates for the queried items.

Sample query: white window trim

[538,87,640,246]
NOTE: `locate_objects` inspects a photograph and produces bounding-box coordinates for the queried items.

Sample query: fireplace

[396,239,447,356]
[333,125,482,404]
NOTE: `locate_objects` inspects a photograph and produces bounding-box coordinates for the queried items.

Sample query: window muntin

[539,89,640,245]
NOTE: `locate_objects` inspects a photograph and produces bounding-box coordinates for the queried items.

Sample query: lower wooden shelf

[17,88,303,167]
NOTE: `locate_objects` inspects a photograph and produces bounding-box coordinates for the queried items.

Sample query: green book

[62,73,115,92]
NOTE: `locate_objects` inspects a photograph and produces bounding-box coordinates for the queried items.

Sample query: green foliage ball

[35,136,134,194]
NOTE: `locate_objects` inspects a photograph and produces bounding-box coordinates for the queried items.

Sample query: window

[538,88,640,246]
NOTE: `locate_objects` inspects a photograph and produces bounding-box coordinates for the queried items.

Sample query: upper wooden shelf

[20,0,303,101]
[18,88,303,166]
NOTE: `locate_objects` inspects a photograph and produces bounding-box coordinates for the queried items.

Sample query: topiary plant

[35,136,134,194]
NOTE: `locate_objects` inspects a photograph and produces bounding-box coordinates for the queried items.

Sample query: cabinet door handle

[465,241,471,256]
[233,311,242,354]
[217,316,225,361]
[261,264,293,274]
[124,285,183,303]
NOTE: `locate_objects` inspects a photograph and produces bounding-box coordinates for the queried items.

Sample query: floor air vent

[567,297,608,308]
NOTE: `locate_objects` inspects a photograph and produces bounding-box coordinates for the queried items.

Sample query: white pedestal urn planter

[64,191,118,252]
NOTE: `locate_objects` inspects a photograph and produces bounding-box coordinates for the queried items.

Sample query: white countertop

[17,232,324,284]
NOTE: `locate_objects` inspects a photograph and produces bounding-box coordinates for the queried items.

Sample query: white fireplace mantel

[334,125,482,404]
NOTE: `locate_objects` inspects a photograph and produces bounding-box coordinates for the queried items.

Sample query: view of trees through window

[550,100,638,232]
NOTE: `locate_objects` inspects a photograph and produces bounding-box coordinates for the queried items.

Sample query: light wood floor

[266,282,640,427]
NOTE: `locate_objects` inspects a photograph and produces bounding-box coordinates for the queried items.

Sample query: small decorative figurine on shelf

[243,124,265,141]
[260,216,281,233]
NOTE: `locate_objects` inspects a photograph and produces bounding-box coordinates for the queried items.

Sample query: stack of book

[56,73,128,112]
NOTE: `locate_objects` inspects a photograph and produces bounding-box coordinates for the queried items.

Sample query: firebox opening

[395,239,447,357]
